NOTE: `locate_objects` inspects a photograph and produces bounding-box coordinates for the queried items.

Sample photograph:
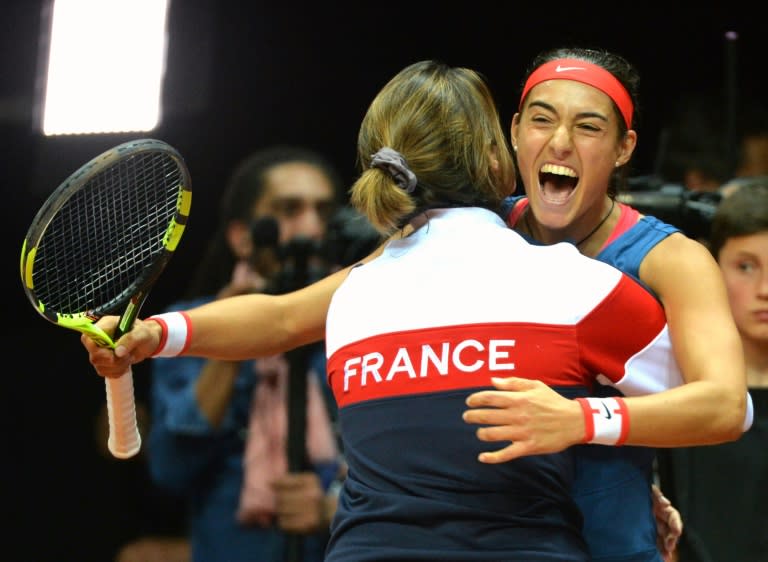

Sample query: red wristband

[146,311,192,357]
[575,397,629,446]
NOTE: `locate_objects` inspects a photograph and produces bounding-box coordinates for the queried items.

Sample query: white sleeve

[597,325,754,433]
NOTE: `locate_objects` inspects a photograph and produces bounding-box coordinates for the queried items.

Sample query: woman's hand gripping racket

[20,139,192,459]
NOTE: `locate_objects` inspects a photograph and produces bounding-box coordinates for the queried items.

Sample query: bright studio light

[41,0,170,136]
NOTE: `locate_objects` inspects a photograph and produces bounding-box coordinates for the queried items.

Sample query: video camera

[250,205,382,294]
[321,205,383,269]
[618,176,722,240]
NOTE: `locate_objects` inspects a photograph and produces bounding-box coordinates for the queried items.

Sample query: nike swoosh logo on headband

[555,65,584,72]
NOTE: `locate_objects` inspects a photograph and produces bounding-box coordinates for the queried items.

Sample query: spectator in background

[721,103,768,198]
[733,103,768,178]
[625,97,768,240]
[141,146,345,562]
[656,93,731,193]
[656,96,768,194]
[732,130,768,178]
[660,179,768,562]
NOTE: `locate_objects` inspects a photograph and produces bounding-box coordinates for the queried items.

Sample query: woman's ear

[616,129,638,167]
[510,113,521,151]
[226,220,252,259]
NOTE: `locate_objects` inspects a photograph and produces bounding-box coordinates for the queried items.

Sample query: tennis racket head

[20,138,192,347]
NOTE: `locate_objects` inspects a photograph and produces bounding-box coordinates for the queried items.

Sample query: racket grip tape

[105,368,142,458]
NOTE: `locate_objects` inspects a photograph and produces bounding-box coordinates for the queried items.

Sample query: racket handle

[105,368,142,459]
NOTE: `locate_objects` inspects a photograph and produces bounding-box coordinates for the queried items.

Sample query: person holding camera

[139,146,346,562]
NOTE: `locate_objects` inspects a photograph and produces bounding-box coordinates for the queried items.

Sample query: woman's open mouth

[538,163,578,204]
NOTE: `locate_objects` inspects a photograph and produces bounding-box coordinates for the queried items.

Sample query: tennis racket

[20,138,192,459]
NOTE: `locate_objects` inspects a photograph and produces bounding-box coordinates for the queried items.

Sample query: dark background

[2,1,762,560]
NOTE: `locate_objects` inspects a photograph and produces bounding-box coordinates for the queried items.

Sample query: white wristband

[576,396,630,446]
[147,311,192,357]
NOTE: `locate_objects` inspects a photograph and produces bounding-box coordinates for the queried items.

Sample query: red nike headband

[519,58,634,129]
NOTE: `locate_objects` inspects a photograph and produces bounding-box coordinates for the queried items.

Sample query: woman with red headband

[464,47,750,562]
[81,51,751,561]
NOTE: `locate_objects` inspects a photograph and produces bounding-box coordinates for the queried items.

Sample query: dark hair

[185,146,342,297]
[709,179,768,259]
[519,47,641,196]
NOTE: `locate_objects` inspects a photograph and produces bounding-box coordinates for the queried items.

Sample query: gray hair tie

[370,147,418,193]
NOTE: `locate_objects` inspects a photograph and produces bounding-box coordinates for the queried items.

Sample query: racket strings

[32,152,184,316]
